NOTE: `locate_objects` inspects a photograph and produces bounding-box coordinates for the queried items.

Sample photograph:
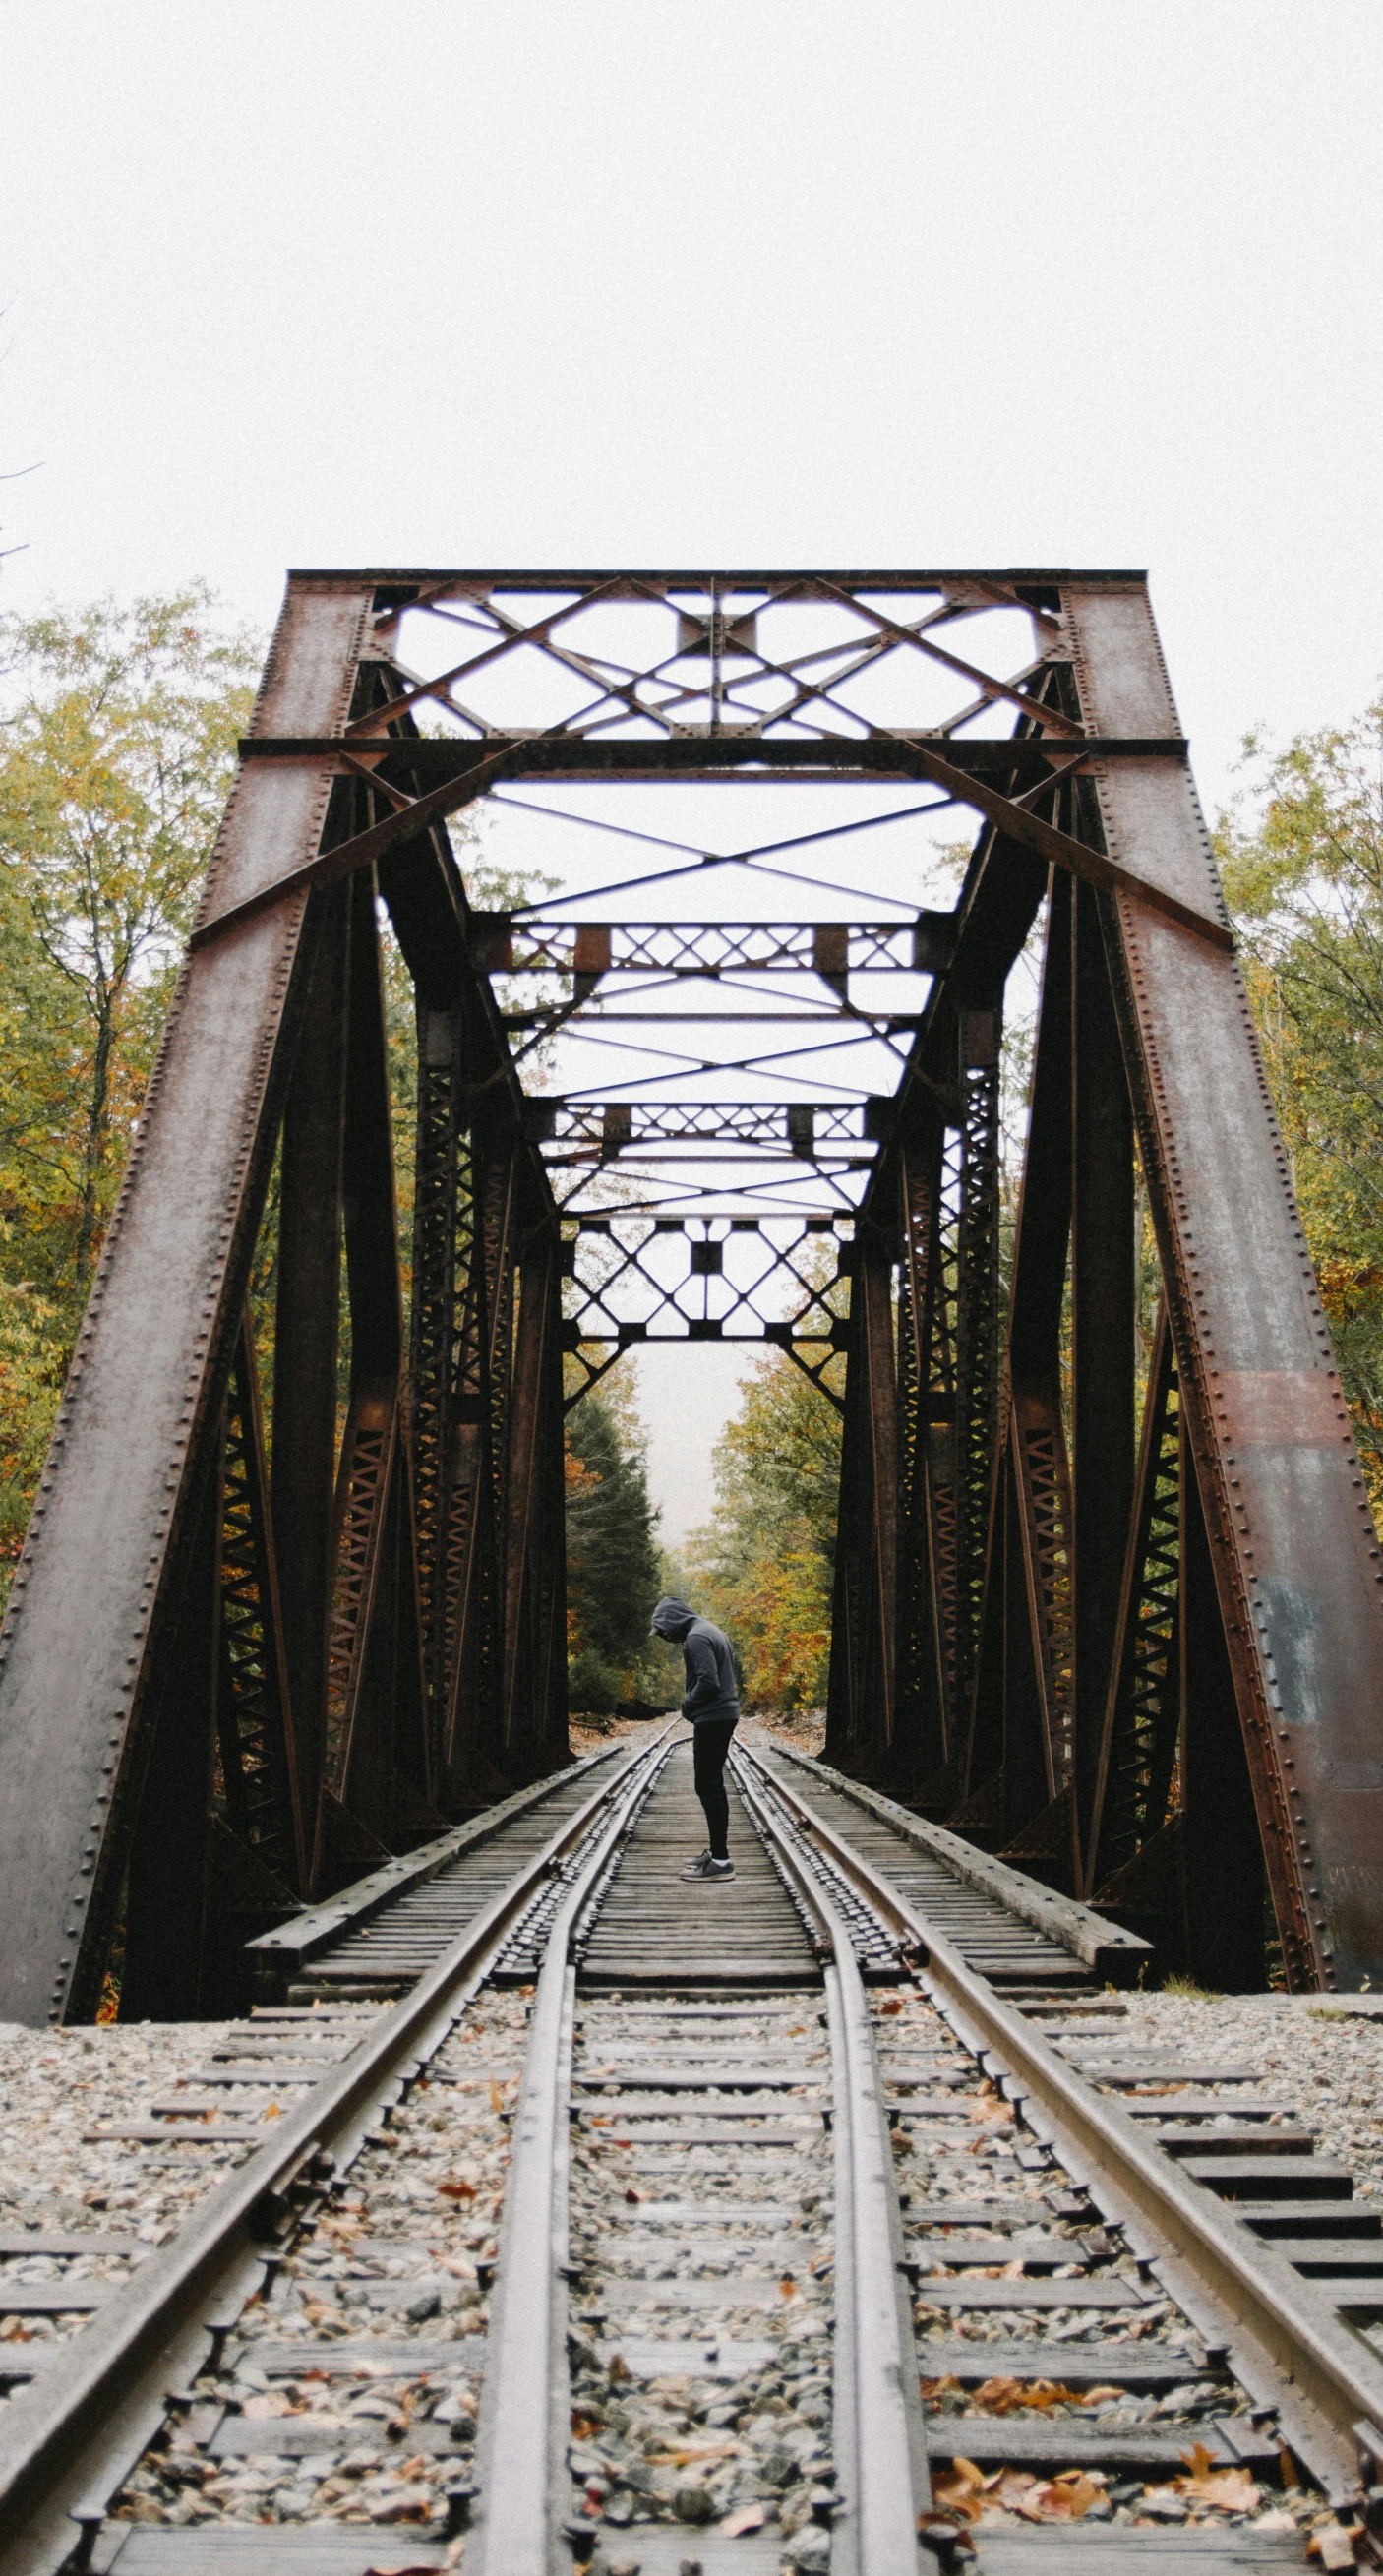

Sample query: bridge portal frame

[0,567,1375,2020]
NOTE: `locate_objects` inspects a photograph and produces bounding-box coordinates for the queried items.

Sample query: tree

[0,587,260,1291]
[688,1348,843,1708]
[0,586,260,1572]
[565,1391,663,1709]
[1218,698,1383,1508]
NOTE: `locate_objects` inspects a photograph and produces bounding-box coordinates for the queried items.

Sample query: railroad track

[3,1727,1383,2574]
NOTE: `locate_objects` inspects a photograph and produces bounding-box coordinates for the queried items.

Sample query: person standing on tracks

[650,1595,740,1881]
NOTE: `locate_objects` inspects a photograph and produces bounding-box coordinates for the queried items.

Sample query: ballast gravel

[8,1939,1383,2562]
[0,2014,269,2348]
[2,1992,534,2550]
[1105,1989,1383,2195]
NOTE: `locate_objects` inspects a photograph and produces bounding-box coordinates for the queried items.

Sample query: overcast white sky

[3,1,1382,1545]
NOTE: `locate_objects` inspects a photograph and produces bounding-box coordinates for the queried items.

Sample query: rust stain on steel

[1211,1370,1352,1446]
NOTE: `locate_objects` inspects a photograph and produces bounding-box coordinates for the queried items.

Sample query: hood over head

[651,1595,697,1640]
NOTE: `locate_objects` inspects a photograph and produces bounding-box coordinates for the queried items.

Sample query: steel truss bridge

[0,566,1379,2023]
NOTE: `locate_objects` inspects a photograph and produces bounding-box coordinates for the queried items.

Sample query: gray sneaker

[682,1851,735,1881]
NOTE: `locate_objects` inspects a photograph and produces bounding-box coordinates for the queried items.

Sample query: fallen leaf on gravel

[648,2441,742,2468]
[1174,2443,1260,2512]
[988,2471,1039,2511]
[488,2079,505,2114]
[263,2102,283,2120]
[1308,2524,1357,2570]
[971,2376,1091,2414]
[779,2275,798,2300]
[436,2178,475,2200]
[1017,2472,1103,2522]
[721,2500,766,2533]
[932,2461,987,2522]
[967,2089,1013,2128]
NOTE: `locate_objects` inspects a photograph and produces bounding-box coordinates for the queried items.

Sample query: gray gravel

[0,2013,277,2362]
[566,2002,835,2556]
[1109,1989,1383,2192]
[99,1989,532,2552]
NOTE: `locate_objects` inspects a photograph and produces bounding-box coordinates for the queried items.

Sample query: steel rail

[730,1745,931,2574]
[740,1742,1383,2501]
[466,1730,677,2576]
[0,1727,675,2576]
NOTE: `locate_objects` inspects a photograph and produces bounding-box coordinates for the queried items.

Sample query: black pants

[692,1719,738,1859]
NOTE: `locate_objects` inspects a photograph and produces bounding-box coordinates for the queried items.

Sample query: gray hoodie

[650,1596,740,1725]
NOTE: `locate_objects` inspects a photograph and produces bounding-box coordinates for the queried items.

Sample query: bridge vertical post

[824,1217,899,1775]
[410,997,467,1793]
[963,878,1075,1873]
[953,1001,1003,1766]
[503,1221,571,1779]
[271,881,351,1859]
[1070,881,1136,1875]
[892,1113,951,1795]
[1066,578,1383,1988]
[441,1108,520,1802]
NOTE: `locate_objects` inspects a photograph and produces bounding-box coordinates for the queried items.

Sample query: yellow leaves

[1308,2522,1358,2569]
[930,2457,1107,2524]
[1172,2444,1260,2513]
[649,2439,742,2469]
[966,2079,1013,2128]
[931,2460,991,2522]
[779,2273,799,2300]
[931,2460,995,2522]
[488,2077,506,2115]
[967,2376,1099,2414]
[1018,2473,1104,2522]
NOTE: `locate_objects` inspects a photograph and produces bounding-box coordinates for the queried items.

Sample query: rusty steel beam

[192,738,1229,956]
[0,579,372,2024]
[1069,880,1137,1878]
[1062,580,1383,1991]
[824,1217,899,1775]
